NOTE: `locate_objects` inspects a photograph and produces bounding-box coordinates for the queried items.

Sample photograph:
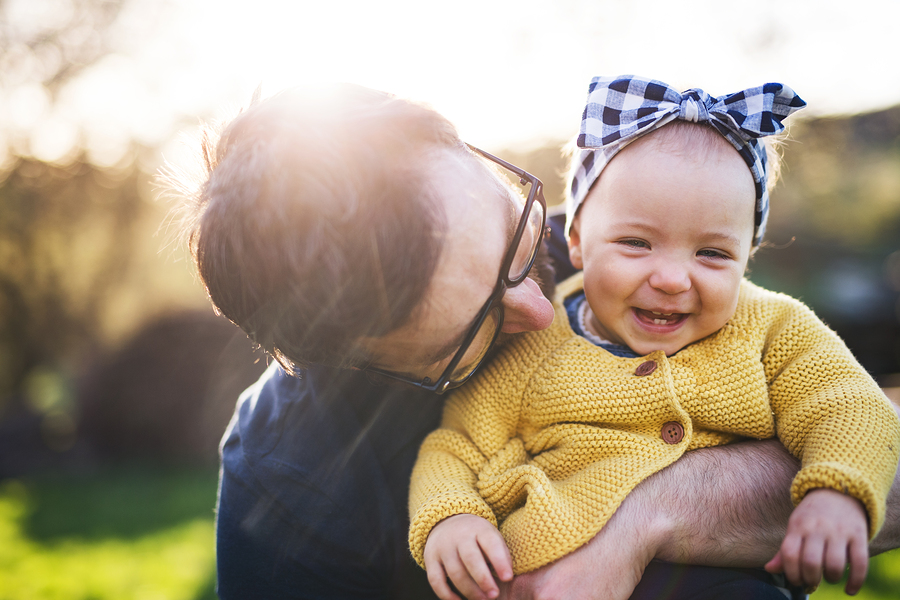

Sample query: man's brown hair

[183,84,461,373]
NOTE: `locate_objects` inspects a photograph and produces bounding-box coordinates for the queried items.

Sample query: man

[181,83,900,599]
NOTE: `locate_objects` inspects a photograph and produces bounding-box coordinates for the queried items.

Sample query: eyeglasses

[365,145,547,394]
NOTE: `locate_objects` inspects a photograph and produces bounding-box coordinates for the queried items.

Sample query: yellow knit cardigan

[408,274,900,574]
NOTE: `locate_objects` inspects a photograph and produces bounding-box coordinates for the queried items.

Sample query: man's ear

[567,218,584,270]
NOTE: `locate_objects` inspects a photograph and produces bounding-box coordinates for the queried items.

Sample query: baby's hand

[423,513,513,600]
[765,488,869,595]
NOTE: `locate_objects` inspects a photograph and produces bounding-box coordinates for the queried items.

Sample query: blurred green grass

[0,466,898,599]
[0,468,218,600]
[812,549,900,599]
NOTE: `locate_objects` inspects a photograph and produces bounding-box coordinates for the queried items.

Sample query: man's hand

[424,514,513,600]
[498,493,666,600]
[765,488,869,595]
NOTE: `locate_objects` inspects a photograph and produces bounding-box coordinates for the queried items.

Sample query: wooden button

[635,361,657,376]
[661,421,684,444]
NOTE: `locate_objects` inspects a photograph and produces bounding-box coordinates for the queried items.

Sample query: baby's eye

[618,239,649,249]
[697,248,729,260]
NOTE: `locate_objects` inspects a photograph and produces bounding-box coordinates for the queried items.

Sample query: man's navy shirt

[216,364,444,599]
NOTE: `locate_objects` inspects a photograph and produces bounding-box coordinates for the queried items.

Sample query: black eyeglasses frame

[364,144,547,394]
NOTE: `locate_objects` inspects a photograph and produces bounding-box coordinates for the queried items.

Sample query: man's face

[568,131,755,357]
[358,148,555,381]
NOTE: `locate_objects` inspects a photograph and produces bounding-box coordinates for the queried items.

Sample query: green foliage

[813,549,900,599]
[2,467,899,599]
[0,468,217,600]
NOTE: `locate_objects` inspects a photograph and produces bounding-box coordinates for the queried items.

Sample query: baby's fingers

[799,535,825,587]
[448,552,498,600]
[764,551,783,575]
[822,535,848,584]
[775,532,804,585]
[425,558,462,600]
[458,540,501,599]
[844,539,869,596]
[477,530,514,583]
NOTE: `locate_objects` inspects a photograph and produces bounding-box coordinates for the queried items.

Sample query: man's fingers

[844,538,869,595]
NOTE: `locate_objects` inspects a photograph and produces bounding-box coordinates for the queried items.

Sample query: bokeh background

[1,0,899,598]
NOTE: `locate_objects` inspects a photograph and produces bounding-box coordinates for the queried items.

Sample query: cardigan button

[635,360,657,376]
[661,421,684,444]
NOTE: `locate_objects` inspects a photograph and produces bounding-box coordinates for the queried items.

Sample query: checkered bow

[567,75,806,246]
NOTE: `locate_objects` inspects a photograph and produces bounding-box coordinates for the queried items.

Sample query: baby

[408,76,900,600]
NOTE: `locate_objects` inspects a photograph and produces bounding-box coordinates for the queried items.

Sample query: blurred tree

[770,106,900,248]
[77,310,266,465]
[0,0,897,467]
[0,0,262,470]
[0,0,127,97]
[0,0,138,398]
[0,157,142,398]
[496,142,569,208]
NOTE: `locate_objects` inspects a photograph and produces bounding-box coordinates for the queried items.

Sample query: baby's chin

[627,333,713,358]
[631,345,686,358]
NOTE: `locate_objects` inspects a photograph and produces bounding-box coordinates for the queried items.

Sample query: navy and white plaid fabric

[567,75,806,246]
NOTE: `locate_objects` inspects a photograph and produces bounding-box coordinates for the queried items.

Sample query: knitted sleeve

[407,329,555,568]
[760,289,900,539]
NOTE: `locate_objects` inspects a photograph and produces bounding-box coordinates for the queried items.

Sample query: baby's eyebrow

[701,232,744,247]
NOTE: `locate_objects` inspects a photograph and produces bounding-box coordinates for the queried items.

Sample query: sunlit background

[1,1,899,598]
[5,0,900,163]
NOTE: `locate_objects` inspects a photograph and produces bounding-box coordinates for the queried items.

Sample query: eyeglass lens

[448,307,502,382]
[446,176,544,385]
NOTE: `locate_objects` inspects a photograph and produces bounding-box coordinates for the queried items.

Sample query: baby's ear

[567,218,584,270]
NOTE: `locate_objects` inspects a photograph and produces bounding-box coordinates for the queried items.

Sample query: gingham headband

[567,75,806,246]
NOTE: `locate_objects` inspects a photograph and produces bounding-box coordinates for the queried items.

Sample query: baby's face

[568,131,755,357]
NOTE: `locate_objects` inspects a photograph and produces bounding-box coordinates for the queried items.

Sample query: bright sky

[2,0,899,167]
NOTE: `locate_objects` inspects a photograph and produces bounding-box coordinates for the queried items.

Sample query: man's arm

[652,402,900,564]
[500,439,797,600]
[871,402,900,555]
[648,438,797,566]
[503,402,900,600]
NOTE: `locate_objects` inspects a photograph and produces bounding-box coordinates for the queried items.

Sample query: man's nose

[500,277,555,333]
[648,260,692,295]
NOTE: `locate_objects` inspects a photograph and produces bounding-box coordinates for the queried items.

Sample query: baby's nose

[649,263,692,295]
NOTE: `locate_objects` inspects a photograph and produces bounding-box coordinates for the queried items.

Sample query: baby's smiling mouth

[634,309,688,327]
